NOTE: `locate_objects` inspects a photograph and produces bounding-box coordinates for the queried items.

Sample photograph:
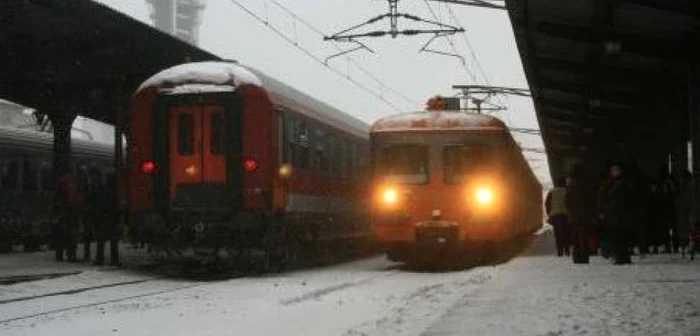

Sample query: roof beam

[535,20,697,62]
[539,98,633,117]
[537,78,646,107]
[617,0,700,18]
[533,55,683,93]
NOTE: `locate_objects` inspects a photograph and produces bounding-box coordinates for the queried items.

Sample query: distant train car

[0,126,113,252]
[370,111,542,264]
[128,61,370,266]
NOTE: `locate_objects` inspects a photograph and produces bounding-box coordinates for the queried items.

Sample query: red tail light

[140,160,156,174]
[243,158,258,172]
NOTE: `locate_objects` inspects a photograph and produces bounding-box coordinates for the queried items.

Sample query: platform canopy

[505,0,700,181]
[0,0,220,124]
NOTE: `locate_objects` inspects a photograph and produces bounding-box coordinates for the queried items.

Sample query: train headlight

[475,187,494,206]
[383,189,398,204]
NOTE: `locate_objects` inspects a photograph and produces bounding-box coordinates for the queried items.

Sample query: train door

[168,105,232,208]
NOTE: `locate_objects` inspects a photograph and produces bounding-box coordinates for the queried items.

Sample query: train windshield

[376,144,429,184]
[443,145,492,184]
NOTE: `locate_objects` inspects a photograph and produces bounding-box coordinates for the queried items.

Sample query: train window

[313,128,328,173]
[338,139,348,178]
[357,144,369,180]
[23,160,38,191]
[286,116,310,169]
[76,165,89,194]
[296,120,310,169]
[41,165,55,191]
[284,115,295,163]
[376,145,429,184]
[1,161,18,190]
[178,113,194,155]
[210,112,224,155]
[327,135,338,176]
[443,145,492,184]
[347,141,356,179]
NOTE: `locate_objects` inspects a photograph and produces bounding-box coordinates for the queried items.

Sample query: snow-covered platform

[423,231,700,336]
[1,230,699,336]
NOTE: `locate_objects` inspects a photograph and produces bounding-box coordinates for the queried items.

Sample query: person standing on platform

[545,178,570,257]
[87,168,107,265]
[676,170,692,255]
[76,166,91,261]
[566,164,593,264]
[599,162,635,264]
[105,173,121,266]
[651,167,678,253]
[54,172,81,262]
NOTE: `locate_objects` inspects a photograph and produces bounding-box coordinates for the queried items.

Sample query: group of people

[53,167,119,265]
[545,161,695,264]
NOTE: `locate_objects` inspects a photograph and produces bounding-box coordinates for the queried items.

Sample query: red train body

[128,62,370,261]
[369,111,542,263]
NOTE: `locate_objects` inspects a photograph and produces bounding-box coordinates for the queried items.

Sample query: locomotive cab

[370,111,541,263]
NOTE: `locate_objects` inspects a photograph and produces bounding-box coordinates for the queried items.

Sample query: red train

[128,61,371,266]
[370,111,542,264]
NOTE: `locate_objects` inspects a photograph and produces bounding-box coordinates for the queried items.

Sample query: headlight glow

[475,187,494,205]
[279,164,292,178]
[383,189,398,204]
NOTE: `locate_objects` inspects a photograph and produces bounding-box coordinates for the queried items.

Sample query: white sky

[92,0,551,186]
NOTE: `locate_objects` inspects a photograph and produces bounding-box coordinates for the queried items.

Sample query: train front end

[370,111,516,263]
[128,62,279,253]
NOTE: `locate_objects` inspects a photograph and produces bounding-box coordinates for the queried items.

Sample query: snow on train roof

[0,126,113,160]
[371,111,507,133]
[248,67,369,139]
[136,61,263,94]
[136,62,369,139]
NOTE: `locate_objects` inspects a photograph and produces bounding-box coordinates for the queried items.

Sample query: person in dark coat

[78,167,93,261]
[633,172,654,256]
[650,166,678,253]
[676,171,692,254]
[53,172,81,262]
[598,162,635,264]
[105,173,121,266]
[86,168,107,265]
[566,164,593,263]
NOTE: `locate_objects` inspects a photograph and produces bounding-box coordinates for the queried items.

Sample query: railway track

[0,277,209,324]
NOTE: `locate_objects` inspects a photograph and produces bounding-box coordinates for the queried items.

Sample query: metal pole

[690,66,700,229]
[111,107,125,266]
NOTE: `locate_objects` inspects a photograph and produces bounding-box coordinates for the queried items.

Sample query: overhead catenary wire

[268,0,419,106]
[422,0,477,83]
[445,4,508,108]
[228,0,415,111]
[424,0,510,121]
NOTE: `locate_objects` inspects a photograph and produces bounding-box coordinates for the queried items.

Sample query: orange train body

[370,111,543,262]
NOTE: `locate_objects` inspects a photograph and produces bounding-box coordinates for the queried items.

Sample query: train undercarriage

[133,210,373,273]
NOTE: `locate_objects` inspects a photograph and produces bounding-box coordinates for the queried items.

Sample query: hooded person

[598,161,635,264]
[545,177,570,256]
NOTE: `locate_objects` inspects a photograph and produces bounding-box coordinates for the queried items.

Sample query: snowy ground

[1,229,699,336]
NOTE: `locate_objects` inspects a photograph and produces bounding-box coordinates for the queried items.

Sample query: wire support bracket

[323,0,465,58]
[323,40,375,64]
